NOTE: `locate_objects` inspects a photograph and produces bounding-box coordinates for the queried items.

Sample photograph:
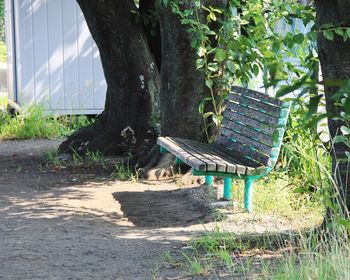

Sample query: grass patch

[110,163,138,182]
[168,227,350,279]
[0,105,93,140]
[229,175,323,223]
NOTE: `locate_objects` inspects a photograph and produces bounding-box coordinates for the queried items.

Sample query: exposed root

[144,153,178,180]
[176,170,205,186]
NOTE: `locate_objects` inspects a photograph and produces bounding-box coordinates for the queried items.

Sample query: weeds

[45,149,62,167]
[0,105,93,140]
[110,163,138,182]
[182,253,209,276]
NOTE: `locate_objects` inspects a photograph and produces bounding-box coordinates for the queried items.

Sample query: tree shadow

[113,187,212,228]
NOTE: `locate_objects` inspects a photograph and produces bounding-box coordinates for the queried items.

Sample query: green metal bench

[157,86,290,212]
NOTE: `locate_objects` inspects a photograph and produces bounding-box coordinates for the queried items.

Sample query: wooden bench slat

[219,127,272,156]
[166,138,219,172]
[211,144,268,175]
[201,143,253,175]
[231,86,283,107]
[216,135,272,167]
[165,137,217,171]
[226,102,279,126]
[177,138,238,173]
[229,93,281,118]
[157,137,207,171]
[223,110,277,136]
[221,118,274,147]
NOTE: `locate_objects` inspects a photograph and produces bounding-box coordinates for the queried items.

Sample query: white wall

[6,0,107,114]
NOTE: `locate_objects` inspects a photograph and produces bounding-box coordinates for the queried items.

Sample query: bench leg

[223,177,232,200]
[205,176,213,187]
[244,177,254,212]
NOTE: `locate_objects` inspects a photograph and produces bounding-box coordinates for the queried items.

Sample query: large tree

[59,0,215,168]
[315,0,350,214]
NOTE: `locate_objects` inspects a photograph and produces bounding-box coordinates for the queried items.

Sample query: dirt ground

[0,140,311,280]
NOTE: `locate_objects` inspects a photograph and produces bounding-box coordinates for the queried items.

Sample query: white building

[5,0,107,115]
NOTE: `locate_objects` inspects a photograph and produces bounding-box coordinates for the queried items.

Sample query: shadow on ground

[113,187,211,228]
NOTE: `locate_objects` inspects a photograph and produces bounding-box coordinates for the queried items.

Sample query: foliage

[277,104,332,203]
[272,229,350,280]
[0,105,93,140]
[167,0,315,141]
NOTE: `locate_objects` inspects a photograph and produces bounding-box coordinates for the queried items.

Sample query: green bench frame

[158,86,291,212]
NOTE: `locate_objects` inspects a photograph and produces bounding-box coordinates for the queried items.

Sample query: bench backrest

[216,86,291,168]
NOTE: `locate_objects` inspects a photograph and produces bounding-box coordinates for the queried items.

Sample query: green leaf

[262,50,275,58]
[341,126,350,135]
[197,46,207,57]
[276,75,308,98]
[205,79,213,89]
[335,28,344,37]
[293,33,304,44]
[338,219,350,229]
[207,63,219,72]
[198,102,204,114]
[252,64,260,76]
[226,60,236,73]
[215,49,227,63]
[323,30,334,41]
[344,95,350,114]
[196,59,205,69]
[334,135,348,144]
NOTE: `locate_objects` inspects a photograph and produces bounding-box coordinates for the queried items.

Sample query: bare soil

[0,140,312,279]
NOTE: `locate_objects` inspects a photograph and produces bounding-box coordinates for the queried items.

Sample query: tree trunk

[315,0,350,214]
[59,0,160,155]
[60,1,220,170]
[158,3,207,141]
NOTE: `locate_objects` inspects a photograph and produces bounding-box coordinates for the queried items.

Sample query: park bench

[157,86,291,212]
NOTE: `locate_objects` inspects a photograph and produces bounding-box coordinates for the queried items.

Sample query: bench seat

[157,136,268,176]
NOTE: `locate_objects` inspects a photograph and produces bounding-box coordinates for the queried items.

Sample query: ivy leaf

[205,79,213,89]
[207,63,219,72]
[334,135,348,144]
[215,49,227,62]
[196,59,205,69]
[341,126,350,135]
[197,46,207,57]
[323,30,334,41]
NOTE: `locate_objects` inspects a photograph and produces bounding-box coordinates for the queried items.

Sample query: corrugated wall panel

[16,0,35,106]
[62,0,79,110]
[77,7,93,110]
[32,0,50,106]
[47,0,64,110]
[10,0,106,114]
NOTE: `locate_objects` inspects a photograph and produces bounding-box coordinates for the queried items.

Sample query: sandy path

[0,140,312,280]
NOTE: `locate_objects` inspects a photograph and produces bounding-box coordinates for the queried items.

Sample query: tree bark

[158,3,207,141]
[59,0,160,155]
[315,0,350,214]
